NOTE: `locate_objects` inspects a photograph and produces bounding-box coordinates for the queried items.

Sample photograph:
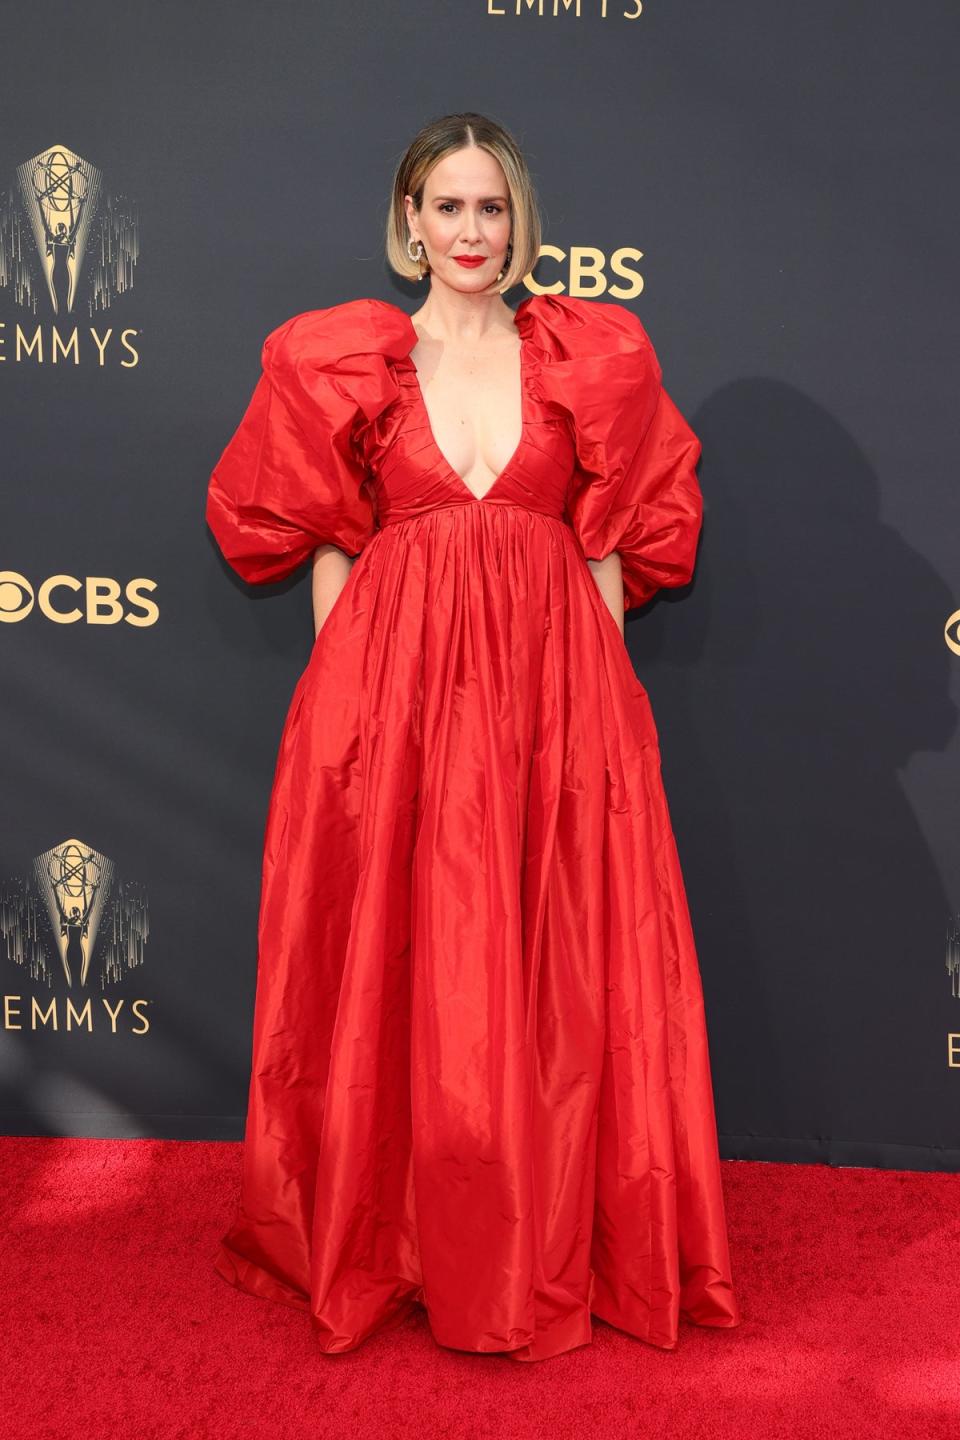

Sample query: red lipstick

[454,256,486,268]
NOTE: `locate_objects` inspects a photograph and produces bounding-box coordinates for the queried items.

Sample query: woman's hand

[312,544,355,638]
[586,552,625,639]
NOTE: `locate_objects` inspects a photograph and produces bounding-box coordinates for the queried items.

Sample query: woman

[206,111,741,1362]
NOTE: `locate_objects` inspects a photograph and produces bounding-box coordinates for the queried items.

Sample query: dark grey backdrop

[2,1,958,1168]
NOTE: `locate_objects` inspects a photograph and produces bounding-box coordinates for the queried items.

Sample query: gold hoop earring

[407,236,427,281]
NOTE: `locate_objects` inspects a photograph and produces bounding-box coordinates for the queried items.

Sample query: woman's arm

[586,551,625,639]
[311,543,355,638]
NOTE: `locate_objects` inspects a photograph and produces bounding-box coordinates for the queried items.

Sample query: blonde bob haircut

[385,111,542,295]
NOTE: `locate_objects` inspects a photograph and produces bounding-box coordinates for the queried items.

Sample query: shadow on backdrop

[629,378,957,1167]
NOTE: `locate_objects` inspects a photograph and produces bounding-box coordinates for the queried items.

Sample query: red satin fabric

[206,292,741,1361]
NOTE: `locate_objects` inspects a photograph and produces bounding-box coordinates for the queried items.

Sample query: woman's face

[405,145,512,294]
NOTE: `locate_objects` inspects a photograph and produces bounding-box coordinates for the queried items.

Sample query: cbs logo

[0,572,158,627]
[946,609,960,657]
[528,248,646,300]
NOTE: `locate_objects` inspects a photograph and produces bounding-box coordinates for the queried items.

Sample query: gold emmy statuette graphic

[948,915,960,999]
[1,142,138,318]
[946,917,960,1069]
[17,145,101,317]
[36,837,113,987]
[1,841,149,1000]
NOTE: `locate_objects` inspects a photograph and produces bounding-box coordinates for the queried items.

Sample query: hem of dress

[212,1239,310,1312]
[213,1240,423,1351]
[212,1242,741,1360]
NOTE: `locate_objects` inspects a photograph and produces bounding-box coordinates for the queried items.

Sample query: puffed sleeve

[569,374,703,614]
[206,300,407,584]
[520,293,703,613]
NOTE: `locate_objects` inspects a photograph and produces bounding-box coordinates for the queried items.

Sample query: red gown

[206,291,741,1361]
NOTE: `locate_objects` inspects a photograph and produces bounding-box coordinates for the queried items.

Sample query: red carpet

[3,1138,957,1439]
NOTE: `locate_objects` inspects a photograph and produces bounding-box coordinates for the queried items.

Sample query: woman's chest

[356,381,580,526]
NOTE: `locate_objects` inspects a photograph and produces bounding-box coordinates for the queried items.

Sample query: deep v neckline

[403,311,527,505]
